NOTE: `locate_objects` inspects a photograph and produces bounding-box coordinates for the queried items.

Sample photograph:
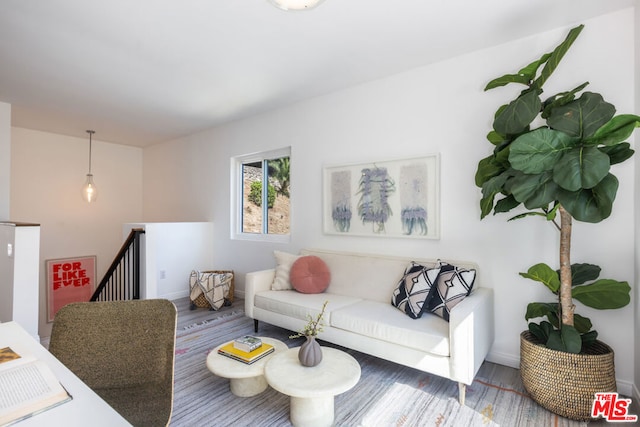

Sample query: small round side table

[264,346,361,427]
[206,336,288,397]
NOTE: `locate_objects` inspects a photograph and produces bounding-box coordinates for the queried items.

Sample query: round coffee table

[264,346,361,427]
[206,336,288,397]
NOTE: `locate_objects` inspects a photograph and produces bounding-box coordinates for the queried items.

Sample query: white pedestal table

[264,346,361,427]
[206,336,288,397]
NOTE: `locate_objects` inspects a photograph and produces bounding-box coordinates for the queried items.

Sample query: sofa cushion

[271,251,300,290]
[300,249,421,303]
[290,256,331,294]
[391,262,441,318]
[331,300,450,356]
[255,290,361,324]
[425,262,476,322]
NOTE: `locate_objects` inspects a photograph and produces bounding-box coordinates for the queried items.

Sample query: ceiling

[0,0,635,147]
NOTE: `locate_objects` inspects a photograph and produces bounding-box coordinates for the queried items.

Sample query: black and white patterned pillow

[425,262,476,322]
[391,262,441,319]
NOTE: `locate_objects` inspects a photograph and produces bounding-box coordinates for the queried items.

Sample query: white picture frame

[323,154,440,239]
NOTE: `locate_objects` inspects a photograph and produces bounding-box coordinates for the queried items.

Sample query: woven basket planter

[520,331,616,421]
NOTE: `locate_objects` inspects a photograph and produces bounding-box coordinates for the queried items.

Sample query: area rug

[170,310,596,426]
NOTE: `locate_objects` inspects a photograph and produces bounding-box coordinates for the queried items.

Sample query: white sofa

[245,248,494,403]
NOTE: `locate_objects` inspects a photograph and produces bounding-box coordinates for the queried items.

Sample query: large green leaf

[525,302,557,321]
[557,173,618,222]
[493,90,541,136]
[528,322,549,343]
[581,330,599,349]
[479,172,511,218]
[586,114,640,146]
[572,279,631,309]
[484,73,531,91]
[520,263,560,293]
[541,82,590,119]
[533,25,584,89]
[547,92,615,138]
[518,53,552,79]
[526,303,594,335]
[563,263,601,286]
[600,143,635,165]
[546,325,582,353]
[509,172,559,209]
[475,155,504,187]
[485,54,552,91]
[509,128,574,174]
[552,146,610,191]
[494,195,520,214]
[486,130,506,145]
[573,313,593,334]
[493,144,511,168]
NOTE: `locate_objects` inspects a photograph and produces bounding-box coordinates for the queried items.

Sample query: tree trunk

[559,206,574,326]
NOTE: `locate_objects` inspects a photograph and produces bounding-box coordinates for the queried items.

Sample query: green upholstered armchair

[49,299,177,427]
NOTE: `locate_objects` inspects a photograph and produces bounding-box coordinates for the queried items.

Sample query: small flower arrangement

[289,300,328,339]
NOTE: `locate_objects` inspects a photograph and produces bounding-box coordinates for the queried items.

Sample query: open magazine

[0,346,72,426]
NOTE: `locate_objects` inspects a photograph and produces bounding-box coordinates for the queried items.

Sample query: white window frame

[230,147,291,243]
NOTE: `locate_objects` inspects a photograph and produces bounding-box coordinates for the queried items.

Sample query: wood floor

[173,296,639,426]
[172,295,241,330]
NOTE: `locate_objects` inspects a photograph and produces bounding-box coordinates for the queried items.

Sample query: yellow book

[217,342,274,364]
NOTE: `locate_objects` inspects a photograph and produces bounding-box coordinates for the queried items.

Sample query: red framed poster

[46,256,96,322]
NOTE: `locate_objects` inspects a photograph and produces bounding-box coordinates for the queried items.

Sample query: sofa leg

[254,319,259,333]
[458,382,466,405]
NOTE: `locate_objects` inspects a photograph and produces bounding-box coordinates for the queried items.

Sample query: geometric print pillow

[391,262,441,319]
[425,262,476,322]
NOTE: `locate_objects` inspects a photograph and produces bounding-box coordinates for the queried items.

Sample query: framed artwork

[323,154,440,239]
[46,256,97,322]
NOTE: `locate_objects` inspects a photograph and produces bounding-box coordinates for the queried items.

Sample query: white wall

[10,128,143,338]
[0,102,10,220]
[143,10,637,393]
[124,222,215,300]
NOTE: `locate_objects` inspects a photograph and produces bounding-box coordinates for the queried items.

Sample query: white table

[264,347,361,427]
[206,336,288,397]
[0,321,131,426]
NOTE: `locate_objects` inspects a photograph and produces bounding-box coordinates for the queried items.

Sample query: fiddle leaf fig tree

[476,24,639,353]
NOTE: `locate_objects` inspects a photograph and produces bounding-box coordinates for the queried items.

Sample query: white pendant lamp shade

[82,130,98,203]
[267,0,325,11]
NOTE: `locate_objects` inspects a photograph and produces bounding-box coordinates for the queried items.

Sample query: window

[231,147,290,242]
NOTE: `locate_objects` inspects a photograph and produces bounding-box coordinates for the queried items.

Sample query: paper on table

[0,348,72,426]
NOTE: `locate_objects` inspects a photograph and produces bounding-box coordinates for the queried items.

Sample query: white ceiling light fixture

[81,130,98,203]
[267,0,326,11]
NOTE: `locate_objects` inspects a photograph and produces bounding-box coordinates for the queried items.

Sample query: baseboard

[486,350,519,369]
[634,383,640,407]
[163,290,190,301]
[615,379,633,398]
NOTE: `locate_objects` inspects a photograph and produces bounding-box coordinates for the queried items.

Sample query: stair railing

[90,228,145,301]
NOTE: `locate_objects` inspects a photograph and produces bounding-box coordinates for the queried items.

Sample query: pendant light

[267,0,325,11]
[81,130,98,203]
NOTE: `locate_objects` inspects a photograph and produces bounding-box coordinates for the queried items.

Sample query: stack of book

[218,336,274,364]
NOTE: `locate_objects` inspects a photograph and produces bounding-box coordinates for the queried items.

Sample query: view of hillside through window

[242,156,290,234]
